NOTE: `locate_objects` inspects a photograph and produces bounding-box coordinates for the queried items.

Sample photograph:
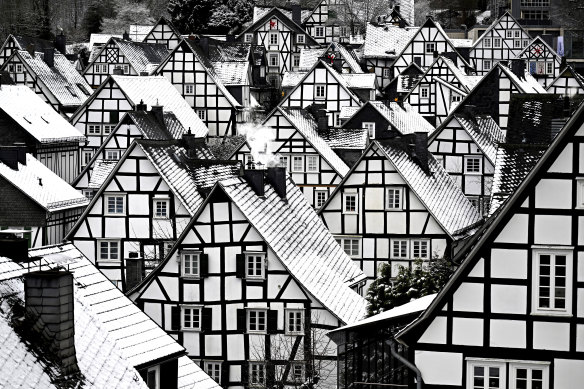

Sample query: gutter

[386,339,422,389]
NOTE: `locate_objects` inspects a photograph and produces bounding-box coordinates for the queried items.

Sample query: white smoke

[238,122,280,168]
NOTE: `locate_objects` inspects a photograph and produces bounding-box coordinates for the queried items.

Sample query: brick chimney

[27,43,36,56]
[135,99,147,111]
[199,36,210,55]
[0,145,27,169]
[182,128,203,159]
[266,166,287,201]
[123,30,130,41]
[43,48,54,68]
[24,271,78,375]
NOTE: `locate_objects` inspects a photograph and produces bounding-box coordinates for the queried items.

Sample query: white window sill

[182,327,202,332]
[531,311,572,318]
[343,212,358,215]
[285,331,304,336]
[385,208,403,211]
[181,274,201,279]
[247,330,267,335]
[98,259,121,263]
[245,277,266,282]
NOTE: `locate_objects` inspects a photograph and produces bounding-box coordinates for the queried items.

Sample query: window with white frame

[245,34,253,43]
[122,64,130,74]
[484,38,492,48]
[386,187,402,210]
[510,362,549,389]
[464,156,482,174]
[196,109,206,121]
[88,124,101,135]
[182,306,201,330]
[293,54,301,67]
[247,309,267,333]
[205,362,221,384]
[102,125,115,134]
[523,39,529,48]
[506,30,514,38]
[82,150,93,166]
[336,237,360,257]
[363,122,375,138]
[279,155,289,170]
[315,26,325,37]
[545,62,553,75]
[383,68,391,78]
[420,86,429,99]
[292,156,304,172]
[269,32,279,45]
[484,60,492,70]
[533,249,572,315]
[425,42,436,53]
[285,309,304,334]
[315,190,328,208]
[154,198,169,219]
[306,155,318,172]
[99,240,120,261]
[391,239,408,258]
[83,190,94,199]
[340,26,348,37]
[185,84,194,95]
[494,37,502,47]
[315,84,326,99]
[15,64,23,73]
[514,30,521,38]
[181,251,200,277]
[451,93,462,103]
[105,194,125,215]
[291,364,304,382]
[466,359,506,389]
[514,39,522,48]
[297,34,305,44]
[411,240,429,259]
[246,252,265,279]
[105,150,120,160]
[147,366,160,389]
[577,179,584,208]
[343,192,357,214]
[250,363,266,386]
[269,53,279,67]
[95,63,108,74]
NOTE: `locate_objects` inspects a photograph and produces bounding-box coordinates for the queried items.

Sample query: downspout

[386,339,422,389]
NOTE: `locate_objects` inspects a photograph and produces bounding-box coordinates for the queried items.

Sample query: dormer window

[425,42,435,53]
[297,34,305,44]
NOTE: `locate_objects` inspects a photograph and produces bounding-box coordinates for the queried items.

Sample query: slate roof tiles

[362,24,417,58]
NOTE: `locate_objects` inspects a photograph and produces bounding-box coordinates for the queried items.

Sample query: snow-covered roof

[15,50,92,108]
[252,6,312,24]
[211,61,249,85]
[455,114,505,165]
[110,38,170,74]
[88,33,122,50]
[450,38,473,48]
[277,107,351,176]
[88,159,118,189]
[298,43,363,74]
[0,154,89,211]
[0,85,85,143]
[339,106,361,120]
[281,71,308,88]
[129,24,154,42]
[440,56,481,92]
[218,176,367,324]
[328,294,437,335]
[499,63,546,94]
[109,76,208,137]
[321,128,368,150]
[376,140,483,236]
[362,24,417,58]
[342,73,376,89]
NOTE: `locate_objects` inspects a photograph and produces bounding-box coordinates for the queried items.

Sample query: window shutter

[236,253,245,278]
[200,253,209,277]
[202,307,212,332]
[267,310,278,334]
[171,306,181,331]
[221,362,229,386]
[109,110,119,123]
[241,361,249,386]
[237,309,246,332]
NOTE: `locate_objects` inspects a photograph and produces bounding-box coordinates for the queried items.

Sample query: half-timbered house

[128,168,368,389]
[279,60,374,126]
[395,100,584,389]
[0,149,88,247]
[318,138,482,287]
[298,42,362,73]
[236,7,320,86]
[382,62,424,102]
[83,37,170,88]
[67,137,237,291]
[69,75,208,161]
[142,17,183,51]
[517,36,561,88]
[361,24,417,89]
[469,12,532,75]
[0,85,85,182]
[154,38,245,138]
[0,34,55,66]
[230,106,352,208]
[391,18,462,77]
[546,64,584,96]
[302,0,357,44]
[0,49,93,118]
[73,105,213,198]
[403,54,481,126]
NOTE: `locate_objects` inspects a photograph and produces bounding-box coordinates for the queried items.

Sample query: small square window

[292,156,304,172]
[494,37,502,48]
[88,124,101,135]
[279,155,289,170]
[514,30,521,38]
[182,306,201,330]
[483,60,492,70]
[82,150,94,166]
[506,30,514,38]
[291,364,304,382]
[464,156,482,174]
[15,64,23,73]
[306,155,318,172]
[205,362,222,384]
[245,34,253,43]
[246,253,265,279]
[105,194,125,215]
[122,64,130,74]
[154,198,169,219]
[336,237,360,257]
[363,122,375,138]
[383,68,391,78]
[185,84,194,95]
[411,240,429,259]
[296,34,305,44]
[293,54,301,67]
[425,42,436,53]
[514,39,522,48]
[196,109,206,121]
[269,53,279,67]
[484,38,492,48]
[269,32,279,45]
[315,84,326,99]
[391,239,408,259]
[83,190,94,199]
[315,26,325,38]
[545,62,553,75]
[95,63,108,74]
[247,310,267,333]
[451,93,462,103]
[105,150,120,160]
[510,363,549,389]
[315,190,328,208]
[99,240,120,261]
[343,193,357,214]
[250,363,266,386]
[466,360,506,389]
[102,124,115,134]
[420,86,429,99]
[386,187,402,210]
[285,309,304,334]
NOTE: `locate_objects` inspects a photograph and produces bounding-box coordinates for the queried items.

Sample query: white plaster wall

[452,282,483,312]
[554,359,584,388]
[533,322,570,351]
[533,215,572,245]
[489,319,526,348]
[452,317,483,346]
[418,316,447,344]
[415,351,462,386]
[491,284,527,314]
[491,248,528,279]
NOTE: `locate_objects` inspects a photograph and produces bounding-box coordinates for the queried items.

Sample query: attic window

[77,83,91,96]
[425,42,436,53]
[65,85,78,97]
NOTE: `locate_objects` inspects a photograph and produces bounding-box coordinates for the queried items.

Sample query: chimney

[243,167,265,197]
[24,271,78,375]
[199,36,209,55]
[395,5,401,13]
[317,109,328,132]
[291,4,302,25]
[464,104,477,119]
[27,43,35,56]
[0,145,27,169]
[560,57,567,72]
[113,66,124,75]
[43,48,54,68]
[226,34,235,43]
[14,143,27,165]
[433,50,438,58]
[151,104,164,126]
[332,58,343,73]
[0,232,28,262]
[510,59,526,79]
[441,51,458,66]
[126,252,144,291]
[266,166,287,200]
[135,99,147,111]
[182,129,202,159]
[399,19,407,28]
[412,132,429,174]
[54,30,66,55]
[123,30,130,41]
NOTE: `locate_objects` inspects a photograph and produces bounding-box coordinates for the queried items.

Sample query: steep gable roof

[362,24,417,58]
[546,64,584,92]
[397,100,584,345]
[1,35,54,53]
[143,16,183,43]
[454,114,506,165]
[470,11,531,50]
[299,43,363,73]
[518,35,560,59]
[237,7,319,45]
